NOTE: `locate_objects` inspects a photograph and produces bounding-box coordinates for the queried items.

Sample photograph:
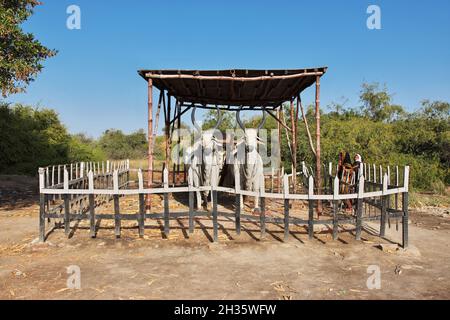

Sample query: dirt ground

[1,175,449,300]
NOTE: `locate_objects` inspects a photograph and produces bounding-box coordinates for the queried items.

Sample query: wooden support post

[355,176,365,240]
[138,169,145,237]
[283,174,289,241]
[163,168,170,236]
[402,166,410,248]
[315,76,322,215]
[113,170,120,238]
[88,171,95,238]
[308,176,314,239]
[188,167,194,234]
[39,168,45,242]
[289,98,297,193]
[146,78,154,210]
[234,162,241,235]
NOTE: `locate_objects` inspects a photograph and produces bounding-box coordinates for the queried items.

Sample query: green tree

[202,108,235,131]
[98,129,148,160]
[360,83,405,122]
[0,0,57,97]
[0,103,70,174]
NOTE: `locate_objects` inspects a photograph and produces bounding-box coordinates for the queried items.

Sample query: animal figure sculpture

[234,108,266,212]
[185,106,224,210]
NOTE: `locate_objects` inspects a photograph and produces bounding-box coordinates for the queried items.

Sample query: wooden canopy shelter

[138,67,328,210]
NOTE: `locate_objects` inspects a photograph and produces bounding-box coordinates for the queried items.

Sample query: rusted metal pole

[146,79,153,211]
[289,98,297,193]
[315,76,322,215]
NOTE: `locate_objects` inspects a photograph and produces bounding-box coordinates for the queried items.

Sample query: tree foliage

[0,102,70,173]
[0,0,57,96]
[97,129,148,160]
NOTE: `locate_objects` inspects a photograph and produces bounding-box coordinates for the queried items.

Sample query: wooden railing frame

[38,161,410,248]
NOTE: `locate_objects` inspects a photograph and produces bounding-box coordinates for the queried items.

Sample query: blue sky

[8,0,450,137]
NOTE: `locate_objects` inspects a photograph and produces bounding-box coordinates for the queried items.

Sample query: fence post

[39,168,46,242]
[328,162,333,194]
[387,166,391,228]
[379,165,383,185]
[88,171,95,238]
[113,170,120,238]
[163,167,170,236]
[332,176,339,240]
[188,167,195,234]
[271,167,274,193]
[138,169,145,237]
[260,172,266,240]
[211,164,219,242]
[283,174,289,242]
[380,174,388,237]
[402,166,410,248]
[355,176,365,240]
[63,168,70,236]
[234,164,241,235]
[308,175,314,239]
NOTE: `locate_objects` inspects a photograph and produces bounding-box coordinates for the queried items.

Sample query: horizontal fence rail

[38,160,410,248]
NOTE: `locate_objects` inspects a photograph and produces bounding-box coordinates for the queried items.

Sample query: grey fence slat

[39,193,46,242]
[114,195,120,238]
[402,192,409,248]
[332,201,338,240]
[89,194,95,238]
[212,189,218,242]
[260,197,266,239]
[308,200,314,239]
[355,177,365,241]
[64,194,70,236]
[284,199,289,241]
[138,194,145,237]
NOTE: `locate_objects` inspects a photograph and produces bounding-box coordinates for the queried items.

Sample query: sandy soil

[0,176,449,300]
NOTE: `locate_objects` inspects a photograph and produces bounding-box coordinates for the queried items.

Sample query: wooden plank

[402,192,409,248]
[284,199,289,241]
[113,195,120,238]
[332,200,338,240]
[212,189,218,242]
[355,177,365,240]
[308,176,314,239]
[39,193,46,242]
[234,164,241,235]
[163,168,170,236]
[283,174,289,241]
[188,167,194,234]
[138,193,145,237]
[260,197,266,239]
[89,194,95,238]
[138,169,145,237]
[64,194,70,236]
